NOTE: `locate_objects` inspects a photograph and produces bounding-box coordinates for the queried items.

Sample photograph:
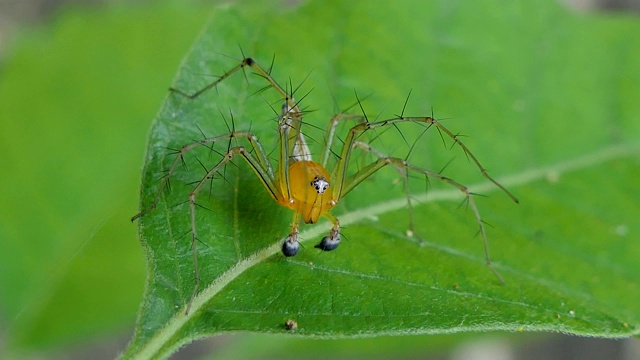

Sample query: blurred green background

[0,1,207,358]
[0,0,638,359]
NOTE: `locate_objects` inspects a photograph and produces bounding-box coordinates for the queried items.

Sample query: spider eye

[314,232,341,251]
[310,176,330,194]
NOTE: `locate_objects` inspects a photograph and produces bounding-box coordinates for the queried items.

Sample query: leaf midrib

[134,141,640,359]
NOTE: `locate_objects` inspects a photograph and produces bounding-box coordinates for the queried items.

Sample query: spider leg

[338,147,505,285]
[170,58,292,109]
[169,56,308,172]
[168,56,315,209]
[131,131,275,221]
[351,141,417,237]
[332,116,519,205]
[185,145,281,314]
[319,113,366,168]
[329,113,516,283]
[132,128,281,315]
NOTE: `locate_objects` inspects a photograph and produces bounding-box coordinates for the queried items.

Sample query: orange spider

[133,57,518,314]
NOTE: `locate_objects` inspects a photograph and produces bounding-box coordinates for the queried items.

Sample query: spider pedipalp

[314,228,341,252]
[282,231,300,257]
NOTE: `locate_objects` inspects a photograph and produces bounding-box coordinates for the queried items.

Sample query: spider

[132,57,519,314]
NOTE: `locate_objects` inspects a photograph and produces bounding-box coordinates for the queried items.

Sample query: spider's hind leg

[339,141,506,285]
[351,141,421,241]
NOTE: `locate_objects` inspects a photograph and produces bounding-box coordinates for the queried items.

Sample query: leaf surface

[125,1,640,358]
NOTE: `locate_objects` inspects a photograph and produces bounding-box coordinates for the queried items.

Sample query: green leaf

[126,0,640,358]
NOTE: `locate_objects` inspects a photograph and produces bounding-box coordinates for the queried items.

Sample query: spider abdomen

[286,160,336,224]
